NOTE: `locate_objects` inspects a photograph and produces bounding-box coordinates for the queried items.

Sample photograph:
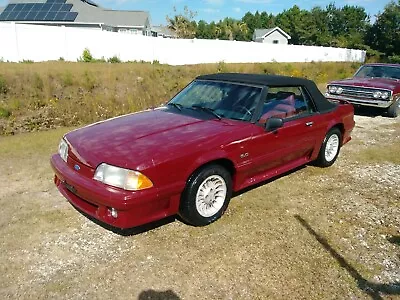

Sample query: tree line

[167,1,400,62]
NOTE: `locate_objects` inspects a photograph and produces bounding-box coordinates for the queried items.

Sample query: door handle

[305,122,314,127]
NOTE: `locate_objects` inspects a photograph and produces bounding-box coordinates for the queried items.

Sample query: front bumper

[326,93,393,108]
[50,154,172,229]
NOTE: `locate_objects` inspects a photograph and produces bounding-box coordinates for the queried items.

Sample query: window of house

[259,86,315,123]
[273,40,279,44]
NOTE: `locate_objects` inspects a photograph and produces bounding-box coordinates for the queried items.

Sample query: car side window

[258,86,316,123]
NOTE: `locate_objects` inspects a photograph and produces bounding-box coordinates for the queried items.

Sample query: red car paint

[51,75,355,229]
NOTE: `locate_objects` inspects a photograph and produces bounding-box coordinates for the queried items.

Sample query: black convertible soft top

[196,73,337,113]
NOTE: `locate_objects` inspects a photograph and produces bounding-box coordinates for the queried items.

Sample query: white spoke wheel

[315,127,342,168]
[324,134,340,162]
[179,165,232,226]
[195,175,227,218]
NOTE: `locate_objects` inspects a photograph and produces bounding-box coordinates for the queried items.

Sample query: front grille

[337,86,391,101]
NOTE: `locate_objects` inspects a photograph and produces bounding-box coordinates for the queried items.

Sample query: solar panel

[34,11,48,20]
[0,12,9,21]
[7,12,18,21]
[50,4,61,11]
[25,11,39,21]
[60,4,73,11]
[0,0,77,22]
[42,3,52,11]
[15,11,28,20]
[4,4,16,12]
[24,4,35,11]
[44,12,57,21]
[64,11,78,21]
[54,12,67,20]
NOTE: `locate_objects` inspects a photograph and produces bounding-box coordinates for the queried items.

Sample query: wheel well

[331,123,344,143]
[190,159,236,180]
[331,123,344,137]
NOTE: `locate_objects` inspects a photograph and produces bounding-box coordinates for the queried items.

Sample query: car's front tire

[179,165,232,226]
[314,127,342,168]
[387,98,400,118]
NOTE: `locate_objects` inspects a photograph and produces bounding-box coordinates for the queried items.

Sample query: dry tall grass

[0,61,361,135]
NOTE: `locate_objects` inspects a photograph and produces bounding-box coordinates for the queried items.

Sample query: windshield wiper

[191,105,222,120]
[167,102,183,111]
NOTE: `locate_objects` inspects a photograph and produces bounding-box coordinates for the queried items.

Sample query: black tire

[387,98,400,118]
[179,165,232,226]
[314,127,342,168]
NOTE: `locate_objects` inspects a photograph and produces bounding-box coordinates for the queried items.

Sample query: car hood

[329,77,399,91]
[65,108,239,170]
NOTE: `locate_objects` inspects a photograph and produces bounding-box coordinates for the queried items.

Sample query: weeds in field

[0,61,360,135]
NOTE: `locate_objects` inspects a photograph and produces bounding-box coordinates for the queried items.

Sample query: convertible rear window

[168,80,262,122]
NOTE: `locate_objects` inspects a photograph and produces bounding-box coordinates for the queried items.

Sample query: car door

[247,86,326,175]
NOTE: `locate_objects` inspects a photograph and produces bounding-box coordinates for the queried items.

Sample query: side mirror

[265,117,284,131]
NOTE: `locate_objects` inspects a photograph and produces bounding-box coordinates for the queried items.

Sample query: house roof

[254,27,291,40]
[1,0,150,28]
[152,25,177,37]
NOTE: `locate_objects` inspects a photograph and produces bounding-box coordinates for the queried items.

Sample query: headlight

[58,138,68,162]
[381,92,390,99]
[93,163,153,191]
[373,91,382,99]
[328,86,338,94]
[336,87,343,94]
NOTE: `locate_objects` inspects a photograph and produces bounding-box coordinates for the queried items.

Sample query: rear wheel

[179,165,232,226]
[387,98,400,118]
[314,128,342,168]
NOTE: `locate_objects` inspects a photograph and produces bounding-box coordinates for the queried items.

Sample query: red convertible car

[51,73,355,229]
[326,63,400,117]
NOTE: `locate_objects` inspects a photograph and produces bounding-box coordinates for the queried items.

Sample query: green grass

[0,61,361,135]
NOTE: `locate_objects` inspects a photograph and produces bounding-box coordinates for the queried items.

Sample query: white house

[253,27,291,44]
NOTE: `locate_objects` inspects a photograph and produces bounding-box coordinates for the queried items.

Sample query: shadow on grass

[70,203,176,236]
[138,289,180,300]
[295,215,400,300]
[387,236,400,246]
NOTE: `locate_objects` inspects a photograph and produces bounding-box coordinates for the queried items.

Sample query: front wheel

[179,165,232,226]
[314,128,342,168]
[387,98,400,118]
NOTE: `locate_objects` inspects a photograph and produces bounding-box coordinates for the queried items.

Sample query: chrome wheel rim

[325,134,340,162]
[195,175,227,218]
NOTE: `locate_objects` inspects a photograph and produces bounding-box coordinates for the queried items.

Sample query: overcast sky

[0,0,393,25]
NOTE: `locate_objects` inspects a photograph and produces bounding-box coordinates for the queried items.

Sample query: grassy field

[0,61,361,135]
[0,115,399,299]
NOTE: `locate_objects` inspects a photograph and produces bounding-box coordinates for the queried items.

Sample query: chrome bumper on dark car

[325,93,393,108]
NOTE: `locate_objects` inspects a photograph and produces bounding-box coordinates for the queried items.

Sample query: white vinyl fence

[0,22,366,64]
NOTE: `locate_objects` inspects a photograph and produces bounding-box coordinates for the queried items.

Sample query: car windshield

[168,80,261,121]
[354,65,400,80]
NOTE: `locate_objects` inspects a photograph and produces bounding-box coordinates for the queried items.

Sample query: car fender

[184,149,235,182]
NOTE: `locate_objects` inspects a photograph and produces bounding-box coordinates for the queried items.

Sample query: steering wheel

[232,105,253,119]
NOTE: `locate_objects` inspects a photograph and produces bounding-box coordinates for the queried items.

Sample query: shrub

[80,48,93,62]
[0,107,11,118]
[108,56,122,63]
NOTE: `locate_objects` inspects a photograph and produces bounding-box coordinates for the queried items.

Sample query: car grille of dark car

[337,86,391,101]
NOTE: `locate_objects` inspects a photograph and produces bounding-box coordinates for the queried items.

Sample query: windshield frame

[166,79,266,123]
